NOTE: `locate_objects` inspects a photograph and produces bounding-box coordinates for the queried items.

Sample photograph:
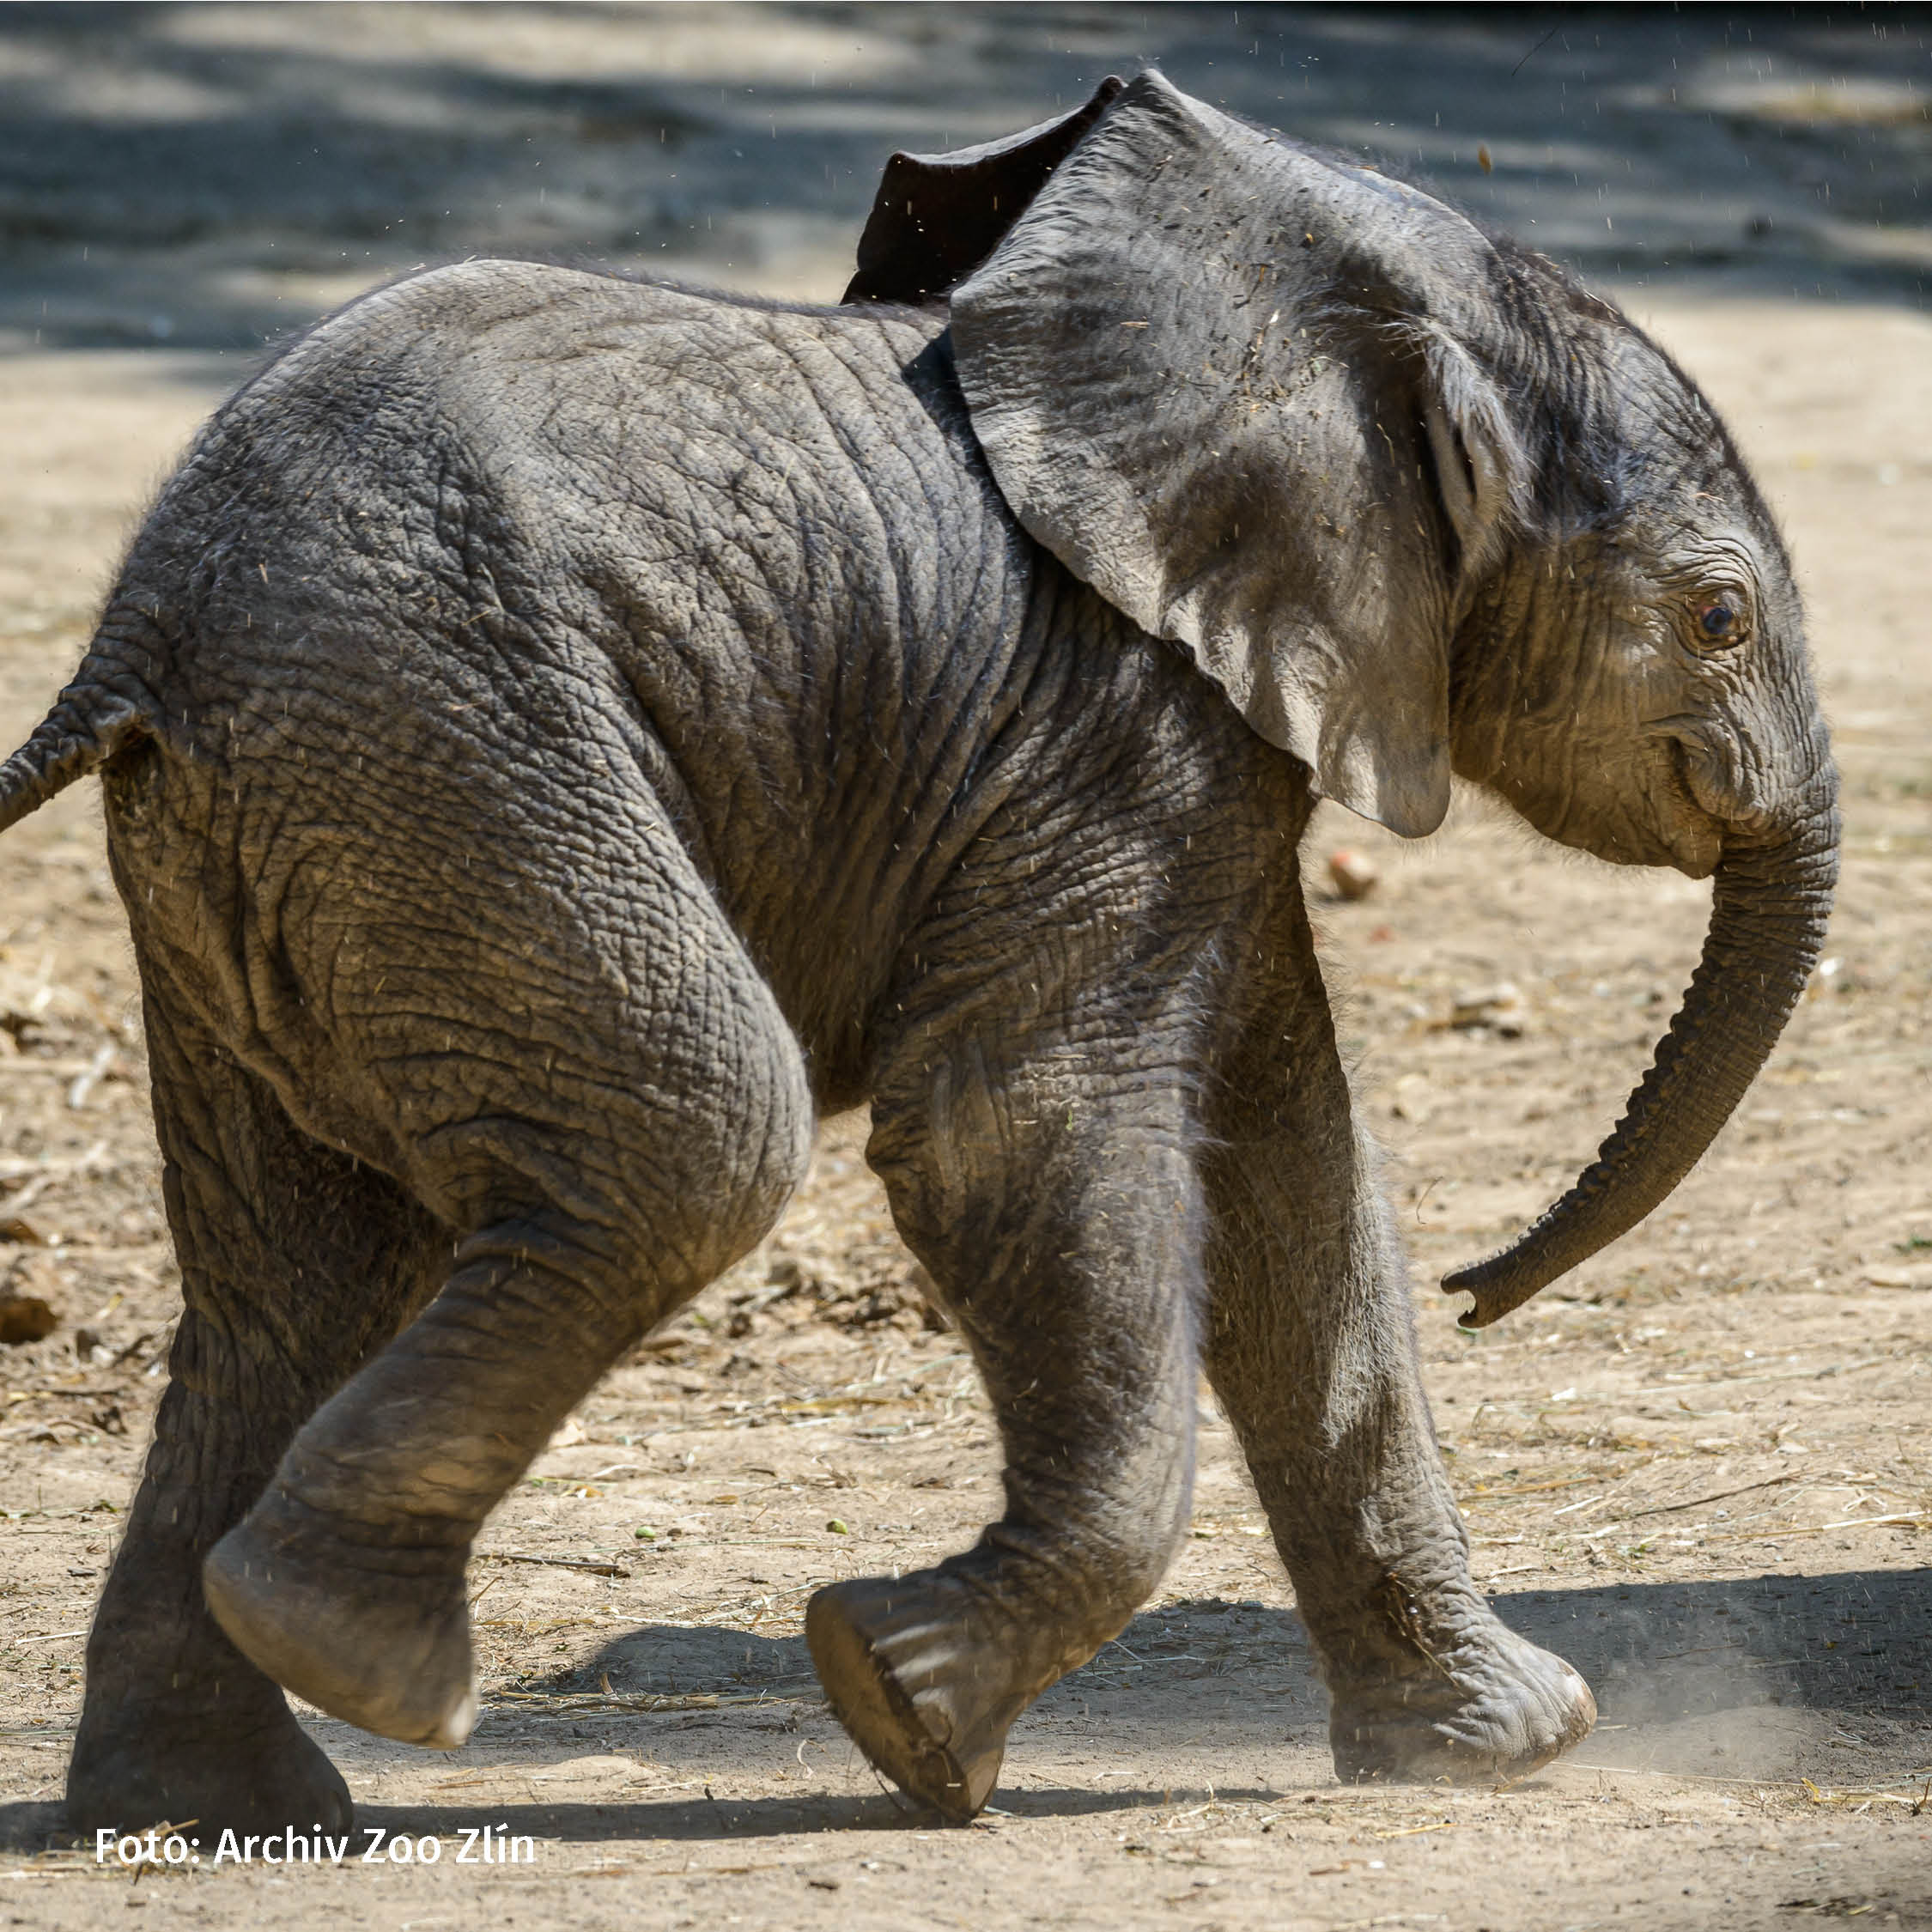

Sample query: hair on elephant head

[849,70,1838,1327]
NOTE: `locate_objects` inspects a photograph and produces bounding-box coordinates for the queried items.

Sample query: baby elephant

[11,73,1832,1834]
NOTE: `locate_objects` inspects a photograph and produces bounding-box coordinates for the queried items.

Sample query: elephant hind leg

[68,986,450,1837]
[197,775,812,1751]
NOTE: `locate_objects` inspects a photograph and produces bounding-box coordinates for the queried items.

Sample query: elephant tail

[0,619,159,837]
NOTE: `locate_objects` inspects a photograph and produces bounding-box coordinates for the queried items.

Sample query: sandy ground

[0,9,1927,1930]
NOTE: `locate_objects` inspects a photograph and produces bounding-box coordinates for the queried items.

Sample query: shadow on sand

[0,3,1924,353]
[4,1564,1922,1853]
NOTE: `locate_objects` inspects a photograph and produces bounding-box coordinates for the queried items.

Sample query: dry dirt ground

[0,9,1927,1932]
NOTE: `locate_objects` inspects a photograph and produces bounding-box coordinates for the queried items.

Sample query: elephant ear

[843,78,1125,306]
[949,71,1526,837]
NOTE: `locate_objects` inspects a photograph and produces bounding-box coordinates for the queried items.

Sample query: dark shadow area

[569,1616,816,1699]
[556,1566,1931,1720]
[0,1804,63,1854]
[556,1567,1929,1757]
[0,3,1925,353]
[1500,1566,1932,1721]
[0,1570,1921,1855]
[555,1595,1327,1725]
[355,1782,1284,1842]
[0,1785,1299,1856]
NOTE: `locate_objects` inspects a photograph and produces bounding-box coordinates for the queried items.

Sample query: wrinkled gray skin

[6,76,1832,1835]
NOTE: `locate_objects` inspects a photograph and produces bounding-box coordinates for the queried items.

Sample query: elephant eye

[1692,595,1747,647]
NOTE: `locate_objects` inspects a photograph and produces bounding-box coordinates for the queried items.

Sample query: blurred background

[0,1,1925,353]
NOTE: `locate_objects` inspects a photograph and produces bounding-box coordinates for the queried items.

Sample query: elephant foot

[203,1497,477,1751]
[1327,1598,1595,1786]
[69,1698,351,1838]
[807,1572,1048,1822]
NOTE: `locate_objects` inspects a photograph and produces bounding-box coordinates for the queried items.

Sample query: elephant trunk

[1443,784,1839,1327]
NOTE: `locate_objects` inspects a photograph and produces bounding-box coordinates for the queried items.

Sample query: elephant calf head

[848,71,1838,1327]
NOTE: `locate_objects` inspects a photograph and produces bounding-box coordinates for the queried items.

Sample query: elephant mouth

[1655,734,1727,878]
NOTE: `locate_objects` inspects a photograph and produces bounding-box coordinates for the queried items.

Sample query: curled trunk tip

[1443,820,1837,1327]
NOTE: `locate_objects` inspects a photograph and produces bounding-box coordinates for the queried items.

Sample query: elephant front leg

[813,1048,1200,1820]
[1202,960,1594,1783]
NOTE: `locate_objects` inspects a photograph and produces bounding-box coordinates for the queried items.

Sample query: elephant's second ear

[843,78,1124,306]
[950,73,1527,839]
